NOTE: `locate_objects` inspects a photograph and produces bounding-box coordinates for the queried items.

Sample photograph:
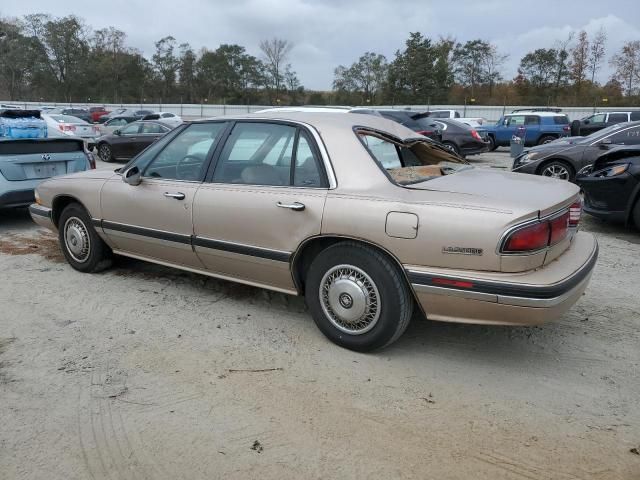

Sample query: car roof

[505,111,567,117]
[255,106,352,113]
[200,111,423,141]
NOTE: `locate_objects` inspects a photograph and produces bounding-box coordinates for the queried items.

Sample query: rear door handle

[276,201,305,211]
[164,192,185,200]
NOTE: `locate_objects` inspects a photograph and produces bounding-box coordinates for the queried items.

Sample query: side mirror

[583,119,590,125]
[599,139,612,149]
[113,129,121,135]
[122,166,142,185]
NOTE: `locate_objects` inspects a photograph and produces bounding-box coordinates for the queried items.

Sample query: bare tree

[259,37,293,101]
[588,27,607,84]
[570,30,589,88]
[610,40,640,95]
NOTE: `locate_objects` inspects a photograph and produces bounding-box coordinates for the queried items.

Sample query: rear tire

[538,135,556,145]
[487,135,498,151]
[98,143,113,163]
[58,203,113,273]
[305,242,413,352]
[538,160,574,182]
[443,141,461,157]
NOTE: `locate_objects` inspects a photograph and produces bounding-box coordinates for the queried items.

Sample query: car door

[524,115,541,145]
[134,122,169,154]
[580,125,640,170]
[606,113,629,128]
[100,122,229,268]
[581,113,606,135]
[192,121,329,293]
[111,122,142,159]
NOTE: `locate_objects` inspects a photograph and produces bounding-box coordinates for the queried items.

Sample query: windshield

[357,129,467,185]
[577,123,628,144]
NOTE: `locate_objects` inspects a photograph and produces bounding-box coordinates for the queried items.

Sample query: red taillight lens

[569,200,582,227]
[417,130,435,136]
[504,222,550,252]
[563,125,570,131]
[549,211,569,245]
[59,124,76,132]
[471,129,482,141]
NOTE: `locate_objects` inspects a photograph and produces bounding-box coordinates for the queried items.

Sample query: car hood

[405,167,579,216]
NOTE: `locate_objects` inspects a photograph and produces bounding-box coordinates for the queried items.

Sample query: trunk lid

[405,167,579,217]
[0,138,88,181]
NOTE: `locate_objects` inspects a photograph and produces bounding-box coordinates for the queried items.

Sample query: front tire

[305,242,413,352]
[632,198,640,231]
[98,143,113,162]
[58,203,113,273]
[443,141,461,157]
[538,160,574,181]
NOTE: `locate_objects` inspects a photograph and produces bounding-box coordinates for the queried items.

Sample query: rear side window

[140,123,167,134]
[525,116,540,125]
[630,112,640,121]
[608,113,629,123]
[553,115,569,124]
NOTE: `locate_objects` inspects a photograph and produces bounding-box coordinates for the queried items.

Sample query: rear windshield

[49,114,88,124]
[553,115,570,124]
[0,139,84,154]
[356,129,468,185]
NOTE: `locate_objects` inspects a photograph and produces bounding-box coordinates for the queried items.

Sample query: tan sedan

[29,112,598,351]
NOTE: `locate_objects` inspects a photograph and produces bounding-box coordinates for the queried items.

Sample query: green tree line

[1,13,639,107]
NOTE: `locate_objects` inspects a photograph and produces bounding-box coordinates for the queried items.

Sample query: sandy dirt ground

[1,151,639,479]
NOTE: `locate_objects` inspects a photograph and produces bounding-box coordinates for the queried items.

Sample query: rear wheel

[305,242,413,352]
[443,141,461,157]
[538,135,556,145]
[98,143,113,162]
[487,135,498,151]
[539,160,574,181]
[58,203,112,273]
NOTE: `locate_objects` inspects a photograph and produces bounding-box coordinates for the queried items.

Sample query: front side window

[140,123,167,134]
[506,115,525,126]
[610,126,640,144]
[120,123,140,135]
[590,113,606,123]
[142,122,227,181]
[213,123,296,186]
[107,118,127,127]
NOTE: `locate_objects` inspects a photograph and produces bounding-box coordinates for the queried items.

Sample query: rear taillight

[502,207,575,253]
[549,211,569,245]
[569,200,582,227]
[563,125,570,132]
[416,130,435,137]
[86,152,96,169]
[471,129,482,141]
[59,124,76,132]
[504,222,550,252]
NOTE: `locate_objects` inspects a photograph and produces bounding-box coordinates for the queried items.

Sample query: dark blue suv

[485,112,570,150]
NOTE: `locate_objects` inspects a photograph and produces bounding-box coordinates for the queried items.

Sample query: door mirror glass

[113,129,121,135]
[583,119,590,125]
[122,166,142,185]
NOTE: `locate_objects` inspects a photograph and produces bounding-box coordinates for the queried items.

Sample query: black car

[572,111,640,136]
[512,121,640,182]
[429,118,489,157]
[96,121,171,162]
[576,146,640,228]
[350,109,443,143]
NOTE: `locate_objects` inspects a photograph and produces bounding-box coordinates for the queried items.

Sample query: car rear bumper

[28,204,55,230]
[0,188,36,208]
[406,231,598,325]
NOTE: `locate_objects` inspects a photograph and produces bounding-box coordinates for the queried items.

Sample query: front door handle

[164,192,185,200]
[276,201,305,211]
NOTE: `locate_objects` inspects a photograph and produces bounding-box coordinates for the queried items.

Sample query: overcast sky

[2,0,640,90]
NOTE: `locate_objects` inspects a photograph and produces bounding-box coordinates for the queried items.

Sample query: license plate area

[24,162,66,179]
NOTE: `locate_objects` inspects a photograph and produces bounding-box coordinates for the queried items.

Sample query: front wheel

[539,160,574,181]
[305,242,413,352]
[58,203,113,273]
[538,135,556,145]
[443,141,461,157]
